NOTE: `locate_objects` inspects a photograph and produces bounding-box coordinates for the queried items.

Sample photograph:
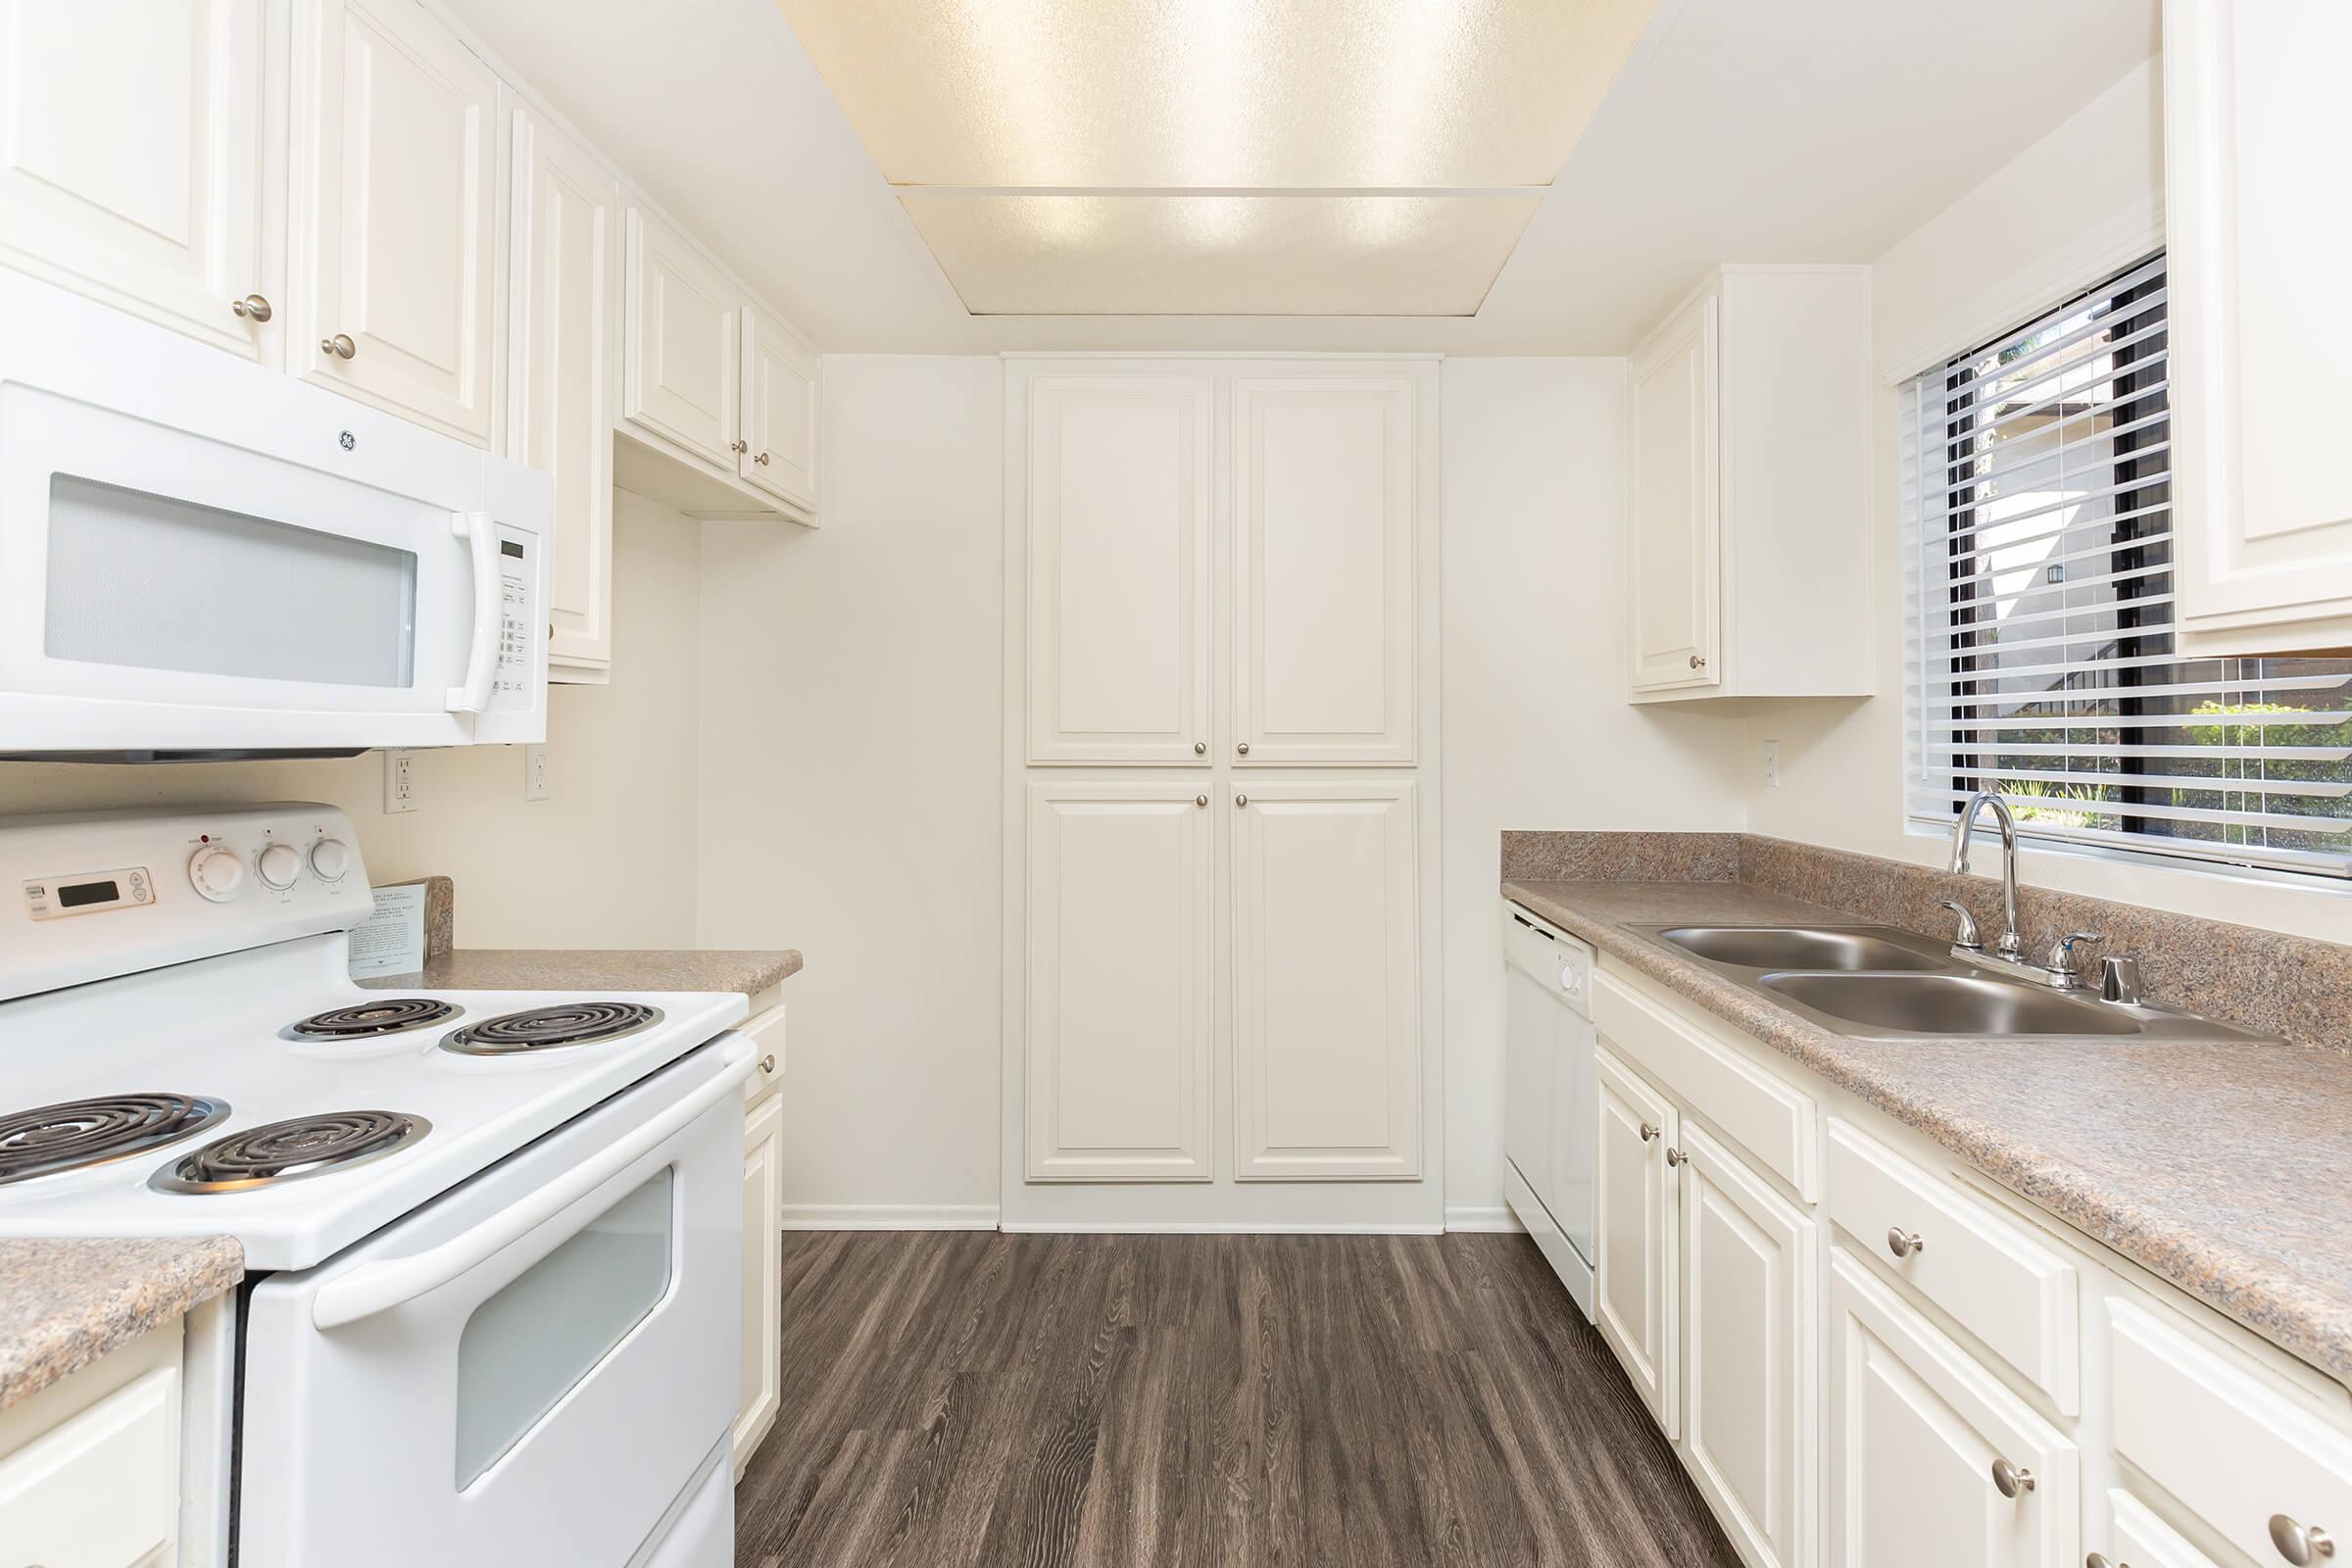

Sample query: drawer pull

[1639,1122,1659,1143]
[1886,1226,1926,1259]
[760,1054,776,1074]
[321,332,356,359]
[1990,1458,2034,1498]
[2272,1516,2336,1565]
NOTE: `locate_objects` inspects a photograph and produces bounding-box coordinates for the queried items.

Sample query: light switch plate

[524,744,550,803]
[1762,739,1781,788]
[383,750,418,813]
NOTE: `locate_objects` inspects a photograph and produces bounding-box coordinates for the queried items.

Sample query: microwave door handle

[310,1039,756,1331]
[445,510,499,713]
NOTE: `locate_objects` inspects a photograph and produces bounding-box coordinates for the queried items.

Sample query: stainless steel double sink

[1627,923,2272,1043]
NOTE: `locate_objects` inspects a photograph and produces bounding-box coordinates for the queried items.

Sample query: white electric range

[0,804,753,1568]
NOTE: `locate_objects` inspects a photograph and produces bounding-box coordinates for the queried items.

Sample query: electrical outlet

[383,750,418,813]
[1762,739,1781,788]
[524,744,550,803]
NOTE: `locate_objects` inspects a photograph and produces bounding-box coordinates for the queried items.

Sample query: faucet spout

[1949,791,2024,960]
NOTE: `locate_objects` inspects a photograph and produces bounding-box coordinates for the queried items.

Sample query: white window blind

[1901,254,2352,878]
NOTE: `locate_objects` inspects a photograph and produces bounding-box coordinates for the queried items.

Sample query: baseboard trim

[1445,1204,1525,1233]
[778,1203,1000,1231]
[999,1220,1446,1236]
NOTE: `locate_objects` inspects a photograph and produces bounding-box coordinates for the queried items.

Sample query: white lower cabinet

[1595,1043,1679,1433]
[732,1000,787,1476]
[1680,1123,1817,1568]
[2096,1488,2221,1568]
[0,1318,184,1568]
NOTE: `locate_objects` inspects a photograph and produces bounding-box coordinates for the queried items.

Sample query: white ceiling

[440,0,2161,355]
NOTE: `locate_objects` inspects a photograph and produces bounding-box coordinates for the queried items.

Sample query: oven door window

[453,1167,674,1489]
[45,472,417,687]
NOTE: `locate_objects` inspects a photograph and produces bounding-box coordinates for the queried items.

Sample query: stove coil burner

[151,1110,430,1194]
[283,998,460,1041]
[0,1094,230,1186]
[441,1002,663,1056]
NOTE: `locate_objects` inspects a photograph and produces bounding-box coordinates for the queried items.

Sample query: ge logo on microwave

[338,430,356,451]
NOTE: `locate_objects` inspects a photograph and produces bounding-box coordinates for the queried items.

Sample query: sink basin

[1758,972,2141,1037]
[1656,926,1950,973]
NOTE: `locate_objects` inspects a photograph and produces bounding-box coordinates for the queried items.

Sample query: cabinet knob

[755,451,771,466]
[760,1054,776,1074]
[1236,742,1250,755]
[2271,1515,2336,1565]
[320,332,356,360]
[1193,741,1206,755]
[1235,793,1248,808]
[1196,794,1208,808]
[1640,1122,1659,1143]
[2085,1555,2117,1568]
[1990,1458,2034,1499]
[1886,1227,1926,1259]
[730,439,749,454]
[1688,653,1707,670]
[231,293,272,321]
[1664,1146,1686,1168]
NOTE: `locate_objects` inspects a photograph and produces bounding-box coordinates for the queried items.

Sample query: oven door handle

[310,1044,755,1330]
[444,510,500,714]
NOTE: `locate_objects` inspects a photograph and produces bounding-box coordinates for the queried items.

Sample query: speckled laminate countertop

[358,948,801,996]
[0,1237,243,1409]
[1504,876,2352,1389]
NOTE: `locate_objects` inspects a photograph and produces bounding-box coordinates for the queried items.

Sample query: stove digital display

[58,879,119,908]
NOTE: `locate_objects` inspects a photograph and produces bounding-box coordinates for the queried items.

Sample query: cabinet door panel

[1681,1124,1816,1568]
[1233,376,1416,764]
[732,1093,783,1476]
[508,102,616,677]
[296,0,498,443]
[1026,784,1213,1181]
[1630,292,1721,692]
[741,305,818,515]
[1828,1250,2076,1568]
[1025,376,1213,764]
[1595,1045,1677,1433]
[0,0,268,358]
[622,207,739,470]
[1231,781,1419,1178]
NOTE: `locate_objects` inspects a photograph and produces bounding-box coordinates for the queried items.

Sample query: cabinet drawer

[1594,970,1816,1200]
[2097,1488,2220,1568]
[1826,1120,2078,1411]
[739,1004,786,1104]
[0,1362,178,1567]
[2107,1294,2352,1568]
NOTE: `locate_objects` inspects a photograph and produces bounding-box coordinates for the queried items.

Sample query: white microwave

[0,273,549,758]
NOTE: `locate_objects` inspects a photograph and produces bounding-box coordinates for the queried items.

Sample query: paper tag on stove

[349,884,427,978]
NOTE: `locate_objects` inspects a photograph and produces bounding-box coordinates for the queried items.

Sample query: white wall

[1745,58,2352,944]
[0,490,706,947]
[1440,358,1748,1221]
[695,356,1004,1227]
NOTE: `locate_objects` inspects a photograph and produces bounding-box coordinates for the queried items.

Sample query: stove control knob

[256,842,303,891]
[309,838,351,882]
[189,846,245,903]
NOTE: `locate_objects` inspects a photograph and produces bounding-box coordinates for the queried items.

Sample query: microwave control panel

[491,525,537,710]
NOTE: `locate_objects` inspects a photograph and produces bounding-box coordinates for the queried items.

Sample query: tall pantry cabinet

[1002,359,1443,1231]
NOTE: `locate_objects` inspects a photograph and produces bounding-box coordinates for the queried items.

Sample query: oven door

[0,271,547,754]
[236,1039,751,1568]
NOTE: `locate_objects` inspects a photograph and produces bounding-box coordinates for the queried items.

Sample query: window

[1902,254,2352,878]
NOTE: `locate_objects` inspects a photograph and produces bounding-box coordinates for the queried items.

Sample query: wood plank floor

[736,1232,1740,1568]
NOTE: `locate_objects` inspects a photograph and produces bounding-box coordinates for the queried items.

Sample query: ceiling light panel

[897,192,1540,316]
[777,0,1658,189]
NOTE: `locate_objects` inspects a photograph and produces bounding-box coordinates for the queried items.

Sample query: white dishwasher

[1501,899,1596,1317]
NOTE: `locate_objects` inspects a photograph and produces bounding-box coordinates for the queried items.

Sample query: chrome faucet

[1947,792,2025,961]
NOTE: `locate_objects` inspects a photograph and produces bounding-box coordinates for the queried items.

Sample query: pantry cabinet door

[1026,375,1214,764]
[1026,784,1213,1181]
[1595,1045,1678,1434]
[1828,1250,2077,1568]
[732,1092,783,1476]
[508,100,617,679]
[293,0,499,444]
[1232,375,1417,765]
[0,0,271,359]
[1231,781,1419,1179]
[2167,0,2352,655]
[1679,1124,1817,1568]
[622,206,740,471]
[1630,290,1722,694]
[740,304,819,517]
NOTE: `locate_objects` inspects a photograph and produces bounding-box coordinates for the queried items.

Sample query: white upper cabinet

[1025,375,1214,765]
[0,0,272,360]
[1232,374,1418,764]
[508,97,617,680]
[621,205,740,473]
[292,0,499,445]
[1230,780,1420,1180]
[2166,0,2352,655]
[1630,293,1721,693]
[1628,267,1874,704]
[740,304,819,518]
